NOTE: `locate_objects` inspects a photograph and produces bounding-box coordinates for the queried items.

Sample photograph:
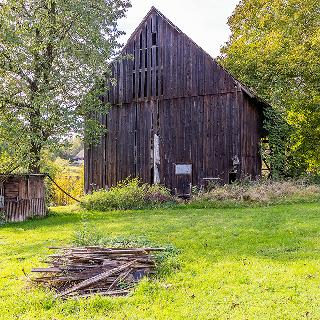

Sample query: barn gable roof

[121,6,271,108]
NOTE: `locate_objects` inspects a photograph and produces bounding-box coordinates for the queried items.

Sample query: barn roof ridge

[122,6,271,108]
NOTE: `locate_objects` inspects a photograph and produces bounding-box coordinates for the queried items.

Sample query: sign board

[175,164,192,175]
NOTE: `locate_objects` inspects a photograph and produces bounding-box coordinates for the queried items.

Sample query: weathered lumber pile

[31,246,164,298]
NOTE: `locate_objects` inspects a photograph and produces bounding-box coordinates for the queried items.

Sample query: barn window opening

[144,71,148,97]
[161,73,164,95]
[138,72,142,97]
[145,48,148,68]
[145,25,148,47]
[150,70,153,96]
[139,49,143,68]
[152,32,157,46]
[156,100,160,129]
[156,46,159,66]
[132,73,135,98]
[151,111,154,134]
[156,70,159,96]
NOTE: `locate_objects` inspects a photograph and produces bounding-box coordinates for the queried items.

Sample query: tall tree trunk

[28,104,42,174]
[29,142,41,174]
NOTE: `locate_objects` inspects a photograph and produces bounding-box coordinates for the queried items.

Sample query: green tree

[55,136,84,161]
[0,111,28,172]
[0,0,130,173]
[220,0,320,175]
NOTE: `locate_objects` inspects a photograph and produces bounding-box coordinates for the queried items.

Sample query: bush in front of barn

[81,178,175,211]
[190,179,320,208]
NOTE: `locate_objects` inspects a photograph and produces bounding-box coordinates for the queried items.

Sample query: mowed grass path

[0,202,320,319]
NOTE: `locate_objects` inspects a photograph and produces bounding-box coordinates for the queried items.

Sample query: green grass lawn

[1,202,320,319]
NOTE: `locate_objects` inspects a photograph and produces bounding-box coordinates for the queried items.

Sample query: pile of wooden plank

[31,246,164,298]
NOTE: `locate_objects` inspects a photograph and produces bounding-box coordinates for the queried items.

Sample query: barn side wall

[239,93,263,179]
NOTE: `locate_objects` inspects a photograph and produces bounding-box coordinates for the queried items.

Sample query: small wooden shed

[0,174,47,222]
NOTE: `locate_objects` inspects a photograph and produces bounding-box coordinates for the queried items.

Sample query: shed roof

[0,174,46,182]
[0,174,46,177]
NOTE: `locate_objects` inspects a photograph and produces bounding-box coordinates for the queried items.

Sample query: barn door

[174,164,192,197]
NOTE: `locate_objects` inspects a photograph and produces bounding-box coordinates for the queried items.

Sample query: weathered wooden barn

[85,7,269,196]
[0,174,47,222]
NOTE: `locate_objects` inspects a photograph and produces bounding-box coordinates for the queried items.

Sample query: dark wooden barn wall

[85,91,262,192]
[239,94,263,179]
[106,12,237,106]
[84,9,263,193]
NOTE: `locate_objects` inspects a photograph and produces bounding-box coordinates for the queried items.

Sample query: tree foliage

[220,0,320,176]
[0,0,130,173]
[54,136,83,161]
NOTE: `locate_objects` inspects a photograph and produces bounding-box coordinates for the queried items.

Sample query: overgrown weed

[190,179,320,208]
[81,178,176,211]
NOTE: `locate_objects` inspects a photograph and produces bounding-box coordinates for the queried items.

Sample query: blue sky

[118,0,240,58]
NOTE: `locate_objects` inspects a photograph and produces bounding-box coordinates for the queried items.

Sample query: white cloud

[118,0,240,58]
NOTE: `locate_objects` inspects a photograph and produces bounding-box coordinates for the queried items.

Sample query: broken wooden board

[31,246,165,298]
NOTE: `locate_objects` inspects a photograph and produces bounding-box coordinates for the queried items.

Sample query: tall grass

[81,178,175,211]
[81,178,319,212]
[190,179,320,208]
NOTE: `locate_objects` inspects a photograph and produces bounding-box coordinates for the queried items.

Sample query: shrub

[73,220,105,246]
[190,179,320,208]
[81,178,319,211]
[304,174,320,186]
[81,178,175,211]
[51,164,84,206]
